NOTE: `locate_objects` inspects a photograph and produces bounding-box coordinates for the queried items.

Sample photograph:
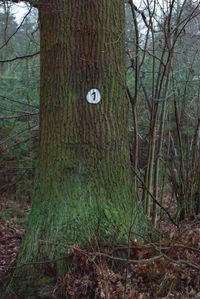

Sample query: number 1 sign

[86,89,101,104]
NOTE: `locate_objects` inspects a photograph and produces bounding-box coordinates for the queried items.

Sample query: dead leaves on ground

[64,220,200,298]
[0,219,24,274]
[0,213,199,298]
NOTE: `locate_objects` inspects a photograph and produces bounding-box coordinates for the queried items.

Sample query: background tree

[126,0,200,223]
[0,3,39,201]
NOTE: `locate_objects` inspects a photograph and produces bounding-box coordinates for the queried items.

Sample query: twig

[0,51,40,63]
[0,95,39,109]
[4,256,68,270]
[0,125,37,146]
[91,252,163,264]
[155,247,200,271]
[0,113,38,120]
[132,168,178,227]
[0,7,32,50]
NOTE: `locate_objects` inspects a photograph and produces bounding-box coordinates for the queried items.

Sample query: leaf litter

[0,197,199,298]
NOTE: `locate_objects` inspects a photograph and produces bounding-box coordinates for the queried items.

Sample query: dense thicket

[0,4,39,200]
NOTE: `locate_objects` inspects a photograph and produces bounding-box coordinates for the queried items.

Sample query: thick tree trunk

[10,0,150,295]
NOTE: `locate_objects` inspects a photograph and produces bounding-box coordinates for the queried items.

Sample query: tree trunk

[10,0,150,294]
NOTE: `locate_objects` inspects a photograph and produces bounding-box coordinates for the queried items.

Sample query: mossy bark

[9,0,151,295]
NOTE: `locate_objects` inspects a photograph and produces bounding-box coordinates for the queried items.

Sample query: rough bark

[9,0,150,295]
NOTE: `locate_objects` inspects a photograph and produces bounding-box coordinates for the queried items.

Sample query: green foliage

[0,6,39,200]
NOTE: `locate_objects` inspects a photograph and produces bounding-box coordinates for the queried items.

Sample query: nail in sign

[86,89,101,104]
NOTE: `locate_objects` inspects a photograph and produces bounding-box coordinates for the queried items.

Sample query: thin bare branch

[0,50,40,63]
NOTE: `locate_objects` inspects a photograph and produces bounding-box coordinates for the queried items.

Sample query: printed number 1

[86,88,101,104]
[92,91,96,102]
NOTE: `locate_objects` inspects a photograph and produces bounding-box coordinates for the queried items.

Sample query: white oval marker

[86,89,101,104]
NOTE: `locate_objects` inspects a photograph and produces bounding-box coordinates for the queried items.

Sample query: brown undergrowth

[0,196,199,298]
[63,218,200,298]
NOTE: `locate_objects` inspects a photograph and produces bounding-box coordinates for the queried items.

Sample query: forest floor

[0,193,199,298]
